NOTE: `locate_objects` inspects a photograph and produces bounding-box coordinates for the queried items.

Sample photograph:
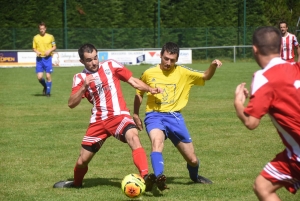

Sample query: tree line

[0,0,299,50]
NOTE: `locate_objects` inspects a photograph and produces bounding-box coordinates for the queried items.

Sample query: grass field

[0,62,297,201]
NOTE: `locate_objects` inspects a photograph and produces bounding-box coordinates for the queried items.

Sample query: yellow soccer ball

[121,173,146,198]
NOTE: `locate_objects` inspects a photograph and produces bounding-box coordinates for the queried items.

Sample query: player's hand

[235,83,249,104]
[133,114,143,131]
[149,87,163,94]
[84,74,95,88]
[212,59,222,68]
[36,52,42,57]
[44,50,51,56]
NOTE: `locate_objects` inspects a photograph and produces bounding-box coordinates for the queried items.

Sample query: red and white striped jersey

[244,58,300,162]
[281,33,299,61]
[71,59,132,123]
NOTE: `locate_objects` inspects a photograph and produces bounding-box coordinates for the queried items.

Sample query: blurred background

[1,0,300,61]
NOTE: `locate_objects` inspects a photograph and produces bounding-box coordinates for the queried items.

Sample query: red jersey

[281,33,299,61]
[244,57,300,162]
[71,59,132,123]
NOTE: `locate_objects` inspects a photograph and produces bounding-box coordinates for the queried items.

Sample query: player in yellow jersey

[33,22,56,97]
[133,42,222,191]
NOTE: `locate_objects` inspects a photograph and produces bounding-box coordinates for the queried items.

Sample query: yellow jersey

[137,64,205,112]
[33,33,56,57]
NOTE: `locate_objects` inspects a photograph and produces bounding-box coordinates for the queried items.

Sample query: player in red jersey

[279,21,300,63]
[53,43,162,189]
[234,26,300,201]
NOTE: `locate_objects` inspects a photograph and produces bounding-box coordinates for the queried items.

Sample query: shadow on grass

[57,176,198,198]
[81,177,121,188]
[33,94,46,97]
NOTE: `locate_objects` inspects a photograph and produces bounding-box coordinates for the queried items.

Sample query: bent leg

[125,127,148,177]
[149,129,165,177]
[177,142,200,182]
[176,141,198,166]
[253,175,283,201]
[73,147,95,186]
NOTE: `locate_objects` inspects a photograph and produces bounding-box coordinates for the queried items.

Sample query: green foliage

[0,62,298,201]
[0,0,300,49]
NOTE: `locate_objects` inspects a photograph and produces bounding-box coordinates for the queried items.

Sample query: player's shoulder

[33,34,40,39]
[144,64,159,72]
[45,33,54,37]
[178,64,202,73]
[287,32,297,37]
[101,59,124,68]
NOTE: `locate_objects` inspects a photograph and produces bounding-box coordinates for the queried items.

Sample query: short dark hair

[39,22,46,27]
[161,42,180,59]
[252,26,281,56]
[279,21,288,28]
[78,43,97,60]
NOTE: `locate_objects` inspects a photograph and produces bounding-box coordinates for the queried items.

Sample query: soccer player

[53,43,162,189]
[133,42,222,191]
[33,22,56,97]
[279,21,300,63]
[234,26,300,201]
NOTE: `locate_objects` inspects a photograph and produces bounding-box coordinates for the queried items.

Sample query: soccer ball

[121,173,146,198]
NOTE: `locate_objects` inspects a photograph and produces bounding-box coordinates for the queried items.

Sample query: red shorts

[81,114,136,149]
[260,150,300,194]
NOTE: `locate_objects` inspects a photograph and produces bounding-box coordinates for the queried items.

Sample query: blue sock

[187,159,200,182]
[150,152,164,177]
[46,81,52,94]
[39,78,47,88]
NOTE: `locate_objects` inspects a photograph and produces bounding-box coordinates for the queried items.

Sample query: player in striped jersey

[235,26,300,201]
[279,21,300,63]
[53,43,162,189]
[133,42,222,191]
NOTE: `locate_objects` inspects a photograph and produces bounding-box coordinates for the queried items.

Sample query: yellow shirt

[137,64,205,112]
[32,33,56,57]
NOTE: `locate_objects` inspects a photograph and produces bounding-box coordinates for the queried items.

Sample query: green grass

[0,62,297,201]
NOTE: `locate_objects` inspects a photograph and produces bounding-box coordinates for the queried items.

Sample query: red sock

[132,147,148,178]
[74,164,88,187]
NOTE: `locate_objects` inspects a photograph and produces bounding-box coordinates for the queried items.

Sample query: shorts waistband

[148,110,180,113]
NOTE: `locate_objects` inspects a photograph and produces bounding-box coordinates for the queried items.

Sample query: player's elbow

[244,121,259,130]
[68,103,75,109]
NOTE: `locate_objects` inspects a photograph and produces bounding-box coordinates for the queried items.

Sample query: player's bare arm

[127,77,163,94]
[234,83,260,130]
[203,59,222,80]
[133,94,144,131]
[68,75,95,108]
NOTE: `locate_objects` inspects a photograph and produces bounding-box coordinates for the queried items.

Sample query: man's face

[160,51,178,71]
[81,49,99,72]
[39,25,46,36]
[279,23,288,36]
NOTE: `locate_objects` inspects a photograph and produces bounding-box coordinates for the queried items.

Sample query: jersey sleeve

[110,60,132,82]
[71,73,86,98]
[51,35,56,47]
[33,36,37,49]
[136,73,147,96]
[244,71,273,119]
[187,69,205,86]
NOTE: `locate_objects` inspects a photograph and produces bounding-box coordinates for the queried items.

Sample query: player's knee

[76,158,89,167]
[253,178,265,198]
[187,158,198,166]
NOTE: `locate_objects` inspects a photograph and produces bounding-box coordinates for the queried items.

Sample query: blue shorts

[36,56,53,73]
[144,111,192,146]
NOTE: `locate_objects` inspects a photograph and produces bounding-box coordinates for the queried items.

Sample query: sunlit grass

[0,62,296,201]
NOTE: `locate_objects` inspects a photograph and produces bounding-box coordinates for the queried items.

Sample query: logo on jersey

[105,69,111,75]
